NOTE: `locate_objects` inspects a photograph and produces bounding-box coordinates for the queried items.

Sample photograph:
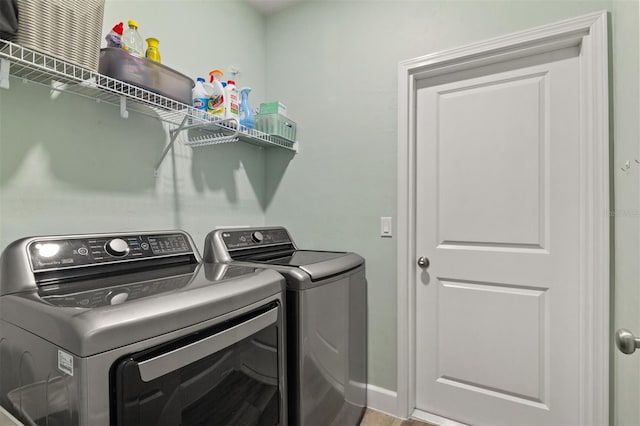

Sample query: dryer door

[111,303,283,426]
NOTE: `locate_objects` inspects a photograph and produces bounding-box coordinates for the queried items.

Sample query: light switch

[381,217,393,237]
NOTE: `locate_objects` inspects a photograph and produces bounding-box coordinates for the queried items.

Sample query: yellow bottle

[145,37,161,63]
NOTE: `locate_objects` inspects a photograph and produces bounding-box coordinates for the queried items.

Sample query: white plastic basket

[15,0,105,71]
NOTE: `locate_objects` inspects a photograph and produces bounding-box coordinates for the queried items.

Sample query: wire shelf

[0,38,298,158]
[186,121,298,151]
[0,39,194,125]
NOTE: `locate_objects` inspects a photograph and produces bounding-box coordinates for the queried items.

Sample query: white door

[414,45,584,425]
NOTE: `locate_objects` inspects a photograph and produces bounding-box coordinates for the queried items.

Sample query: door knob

[615,329,640,355]
[417,256,430,269]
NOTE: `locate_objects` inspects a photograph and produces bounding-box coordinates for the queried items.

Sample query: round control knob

[251,231,264,243]
[107,290,129,305]
[105,238,129,257]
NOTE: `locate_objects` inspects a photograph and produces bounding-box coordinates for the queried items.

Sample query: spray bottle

[239,87,254,129]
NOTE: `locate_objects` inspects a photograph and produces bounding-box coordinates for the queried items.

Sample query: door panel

[415,46,581,425]
[437,74,546,248]
[437,279,546,402]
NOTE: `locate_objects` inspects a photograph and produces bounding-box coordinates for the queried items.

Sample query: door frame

[396,11,609,425]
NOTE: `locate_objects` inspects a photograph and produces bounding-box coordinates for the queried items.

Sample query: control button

[141,242,149,250]
[107,291,129,305]
[35,243,60,258]
[251,231,264,243]
[77,247,89,256]
[105,238,129,257]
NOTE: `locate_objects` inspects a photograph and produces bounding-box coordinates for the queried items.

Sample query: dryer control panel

[28,232,194,272]
[221,228,292,250]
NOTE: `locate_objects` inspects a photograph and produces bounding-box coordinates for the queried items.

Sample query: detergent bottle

[145,37,161,63]
[239,87,254,129]
[208,69,226,119]
[192,77,210,119]
[224,71,239,121]
[105,22,123,48]
[121,20,144,57]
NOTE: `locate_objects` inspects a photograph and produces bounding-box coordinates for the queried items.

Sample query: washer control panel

[105,238,129,257]
[28,233,193,272]
[221,228,292,250]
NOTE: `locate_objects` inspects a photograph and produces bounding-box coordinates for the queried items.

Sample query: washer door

[110,303,282,426]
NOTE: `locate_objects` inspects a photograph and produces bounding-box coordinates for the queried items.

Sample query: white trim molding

[366,384,398,418]
[396,11,609,425]
[413,409,470,426]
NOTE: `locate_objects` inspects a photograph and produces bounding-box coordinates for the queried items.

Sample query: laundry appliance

[204,226,367,426]
[0,230,286,425]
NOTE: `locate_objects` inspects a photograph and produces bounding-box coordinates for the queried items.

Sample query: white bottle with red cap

[224,71,239,121]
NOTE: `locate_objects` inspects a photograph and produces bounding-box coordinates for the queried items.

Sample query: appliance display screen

[148,235,189,255]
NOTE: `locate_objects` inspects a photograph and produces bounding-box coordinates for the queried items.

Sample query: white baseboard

[412,409,469,426]
[0,406,22,426]
[367,384,398,417]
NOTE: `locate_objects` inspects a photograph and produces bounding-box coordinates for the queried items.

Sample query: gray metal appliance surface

[204,227,367,426]
[0,230,287,426]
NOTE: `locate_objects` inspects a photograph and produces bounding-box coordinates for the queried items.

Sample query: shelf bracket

[0,58,9,89]
[119,96,129,119]
[154,114,189,176]
[49,80,67,100]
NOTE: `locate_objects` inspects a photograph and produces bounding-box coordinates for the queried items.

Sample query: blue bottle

[239,87,255,129]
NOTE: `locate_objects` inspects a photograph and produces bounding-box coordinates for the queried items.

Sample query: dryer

[204,226,367,426]
[0,230,287,425]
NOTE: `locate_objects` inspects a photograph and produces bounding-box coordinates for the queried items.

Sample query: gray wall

[0,0,269,250]
[263,1,638,416]
[0,0,638,423]
[610,1,640,425]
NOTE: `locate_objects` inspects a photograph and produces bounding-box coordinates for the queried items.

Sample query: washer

[204,226,367,426]
[0,230,287,425]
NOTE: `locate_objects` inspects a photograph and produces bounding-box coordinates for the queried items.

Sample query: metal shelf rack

[0,39,298,174]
